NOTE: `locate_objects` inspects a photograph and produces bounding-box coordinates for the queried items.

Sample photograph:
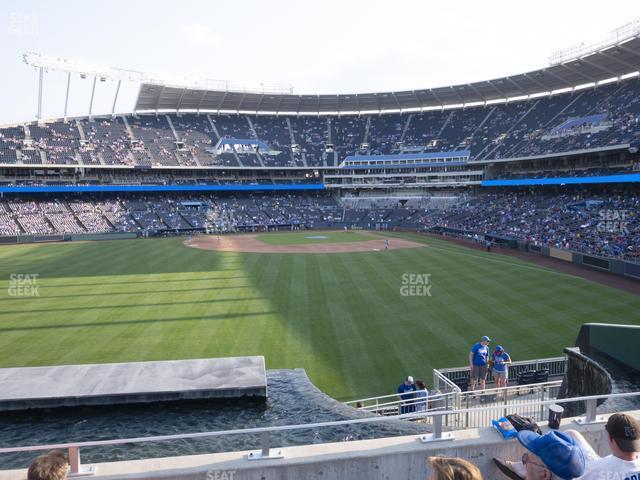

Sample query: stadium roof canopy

[135,35,640,115]
[21,19,640,119]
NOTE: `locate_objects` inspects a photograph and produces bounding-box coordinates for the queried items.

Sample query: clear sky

[0,0,638,124]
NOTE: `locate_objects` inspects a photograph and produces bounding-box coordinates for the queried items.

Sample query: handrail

[345,388,452,406]
[437,356,567,374]
[433,368,462,393]
[2,391,638,455]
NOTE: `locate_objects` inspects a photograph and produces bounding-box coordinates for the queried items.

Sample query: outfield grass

[0,233,638,401]
[255,230,370,245]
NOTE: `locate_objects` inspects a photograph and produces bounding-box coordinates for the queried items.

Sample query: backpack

[506,413,542,435]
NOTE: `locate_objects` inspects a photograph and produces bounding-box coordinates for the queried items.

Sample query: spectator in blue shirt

[469,335,491,391]
[492,345,512,390]
[397,375,416,414]
[414,379,428,413]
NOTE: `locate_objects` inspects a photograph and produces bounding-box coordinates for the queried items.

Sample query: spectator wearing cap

[571,413,640,480]
[494,429,585,479]
[469,336,491,391]
[492,345,512,390]
[397,375,416,415]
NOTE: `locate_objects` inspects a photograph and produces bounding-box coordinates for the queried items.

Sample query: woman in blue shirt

[492,345,512,389]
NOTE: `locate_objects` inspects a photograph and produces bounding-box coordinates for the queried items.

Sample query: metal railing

[344,390,455,420]
[433,368,462,394]
[452,380,563,429]
[1,391,639,477]
[346,379,563,429]
[436,356,567,385]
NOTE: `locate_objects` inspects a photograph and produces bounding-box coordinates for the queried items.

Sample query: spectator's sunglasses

[522,452,548,470]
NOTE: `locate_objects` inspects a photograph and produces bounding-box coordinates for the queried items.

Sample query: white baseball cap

[406,376,414,383]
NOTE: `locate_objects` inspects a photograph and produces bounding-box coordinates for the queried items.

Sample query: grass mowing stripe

[0,234,638,400]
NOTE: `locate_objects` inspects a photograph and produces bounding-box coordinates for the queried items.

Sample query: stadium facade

[0,31,639,264]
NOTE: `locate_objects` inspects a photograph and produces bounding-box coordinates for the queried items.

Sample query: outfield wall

[575,323,640,371]
[427,229,639,281]
[0,411,630,480]
[0,232,138,244]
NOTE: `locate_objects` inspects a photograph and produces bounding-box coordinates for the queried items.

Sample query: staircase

[121,115,136,140]
[399,114,413,144]
[287,117,308,167]
[462,107,496,152]
[435,110,455,140]
[363,116,371,146]
[479,100,540,160]
[76,121,86,141]
[166,115,180,140]
[206,115,222,141]
[246,117,265,167]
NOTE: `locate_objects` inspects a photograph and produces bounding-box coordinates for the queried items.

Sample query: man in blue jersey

[397,375,416,414]
[469,335,491,391]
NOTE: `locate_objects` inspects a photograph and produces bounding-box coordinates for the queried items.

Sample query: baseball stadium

[1,4,640,480]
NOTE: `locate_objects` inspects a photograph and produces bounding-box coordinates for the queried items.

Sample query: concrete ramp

[0,356,267,411]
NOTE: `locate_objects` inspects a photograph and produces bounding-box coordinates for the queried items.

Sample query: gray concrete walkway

[0,356,267,411]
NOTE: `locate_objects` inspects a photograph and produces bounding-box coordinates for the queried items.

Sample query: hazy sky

[0,1,638,124]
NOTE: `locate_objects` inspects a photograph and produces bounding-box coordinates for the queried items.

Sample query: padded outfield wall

[575,323,640,371]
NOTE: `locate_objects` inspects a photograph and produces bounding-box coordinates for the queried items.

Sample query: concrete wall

[576,323,640,371]
[2,411,633,480]
[558,347,613,417]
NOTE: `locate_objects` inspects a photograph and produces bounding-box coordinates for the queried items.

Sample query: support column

[63,72,71,120]
[37,67,44,120]
[88,76,97,120]
[111,80,121,118]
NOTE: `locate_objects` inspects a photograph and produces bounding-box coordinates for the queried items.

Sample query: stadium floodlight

[22,51,294,94]
[549,17,640,65]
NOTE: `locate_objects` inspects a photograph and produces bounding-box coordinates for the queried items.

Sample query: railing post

[248,431,283,460]
[419,411,453,443]
[433,413,443,439]
[575,397,606,425]
[261,431,270,458]
[67,446,95,477]
[68,447,81,475]
[585,398,597,423]
[444,393,449,427]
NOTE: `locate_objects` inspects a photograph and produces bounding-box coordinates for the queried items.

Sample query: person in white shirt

[493,413,639,480]
[572,413,640,480]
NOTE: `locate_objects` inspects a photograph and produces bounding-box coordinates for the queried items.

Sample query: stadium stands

[2,77,639,168]
[0,188,637,262]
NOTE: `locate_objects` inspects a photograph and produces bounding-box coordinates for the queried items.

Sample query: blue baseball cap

[495,345,504,351]
[517,430,585,480]
[481,335,491,342]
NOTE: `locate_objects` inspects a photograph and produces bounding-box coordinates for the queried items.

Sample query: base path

[185,232,425,254]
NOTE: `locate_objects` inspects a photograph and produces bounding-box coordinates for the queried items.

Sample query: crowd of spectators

[1,77,638,169]
[0,188,638,262]
[417,189,640,261]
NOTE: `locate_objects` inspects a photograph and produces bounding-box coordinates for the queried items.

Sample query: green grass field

[0,232,638,400]
[255,231,370,245]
